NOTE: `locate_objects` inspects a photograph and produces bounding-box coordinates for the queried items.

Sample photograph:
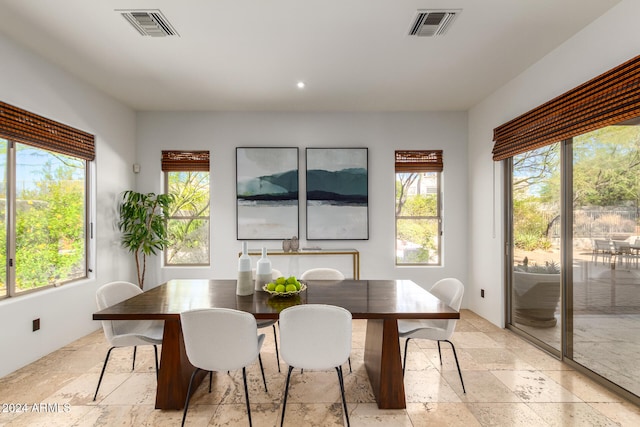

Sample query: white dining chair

[253,268,283,372]
[299,267,352,373]
[398,278,466,393]
[180,308,267,427]
[300,267,345,281]
[93,281,163,401]
[279,304,352,426]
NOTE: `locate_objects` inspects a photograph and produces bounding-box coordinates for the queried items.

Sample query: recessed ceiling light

[297,81,306,89]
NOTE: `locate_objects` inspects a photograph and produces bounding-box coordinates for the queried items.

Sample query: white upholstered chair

[279,304,352,426]
[398,278,466,393]
[299,267,351,373]
[300,267,345,281]
[93,281,163,401]
[253,268,283,372]
[180,308,267,427]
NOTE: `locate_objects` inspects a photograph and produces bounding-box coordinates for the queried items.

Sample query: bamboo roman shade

[0,101,95,161]
[161,150,210,172]
[395,150,443,173]
[492,54,640,161]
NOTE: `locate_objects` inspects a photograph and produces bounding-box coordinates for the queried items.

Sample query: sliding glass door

[507,118,640,398]
[509,143,562,353]
[569,122,640,397]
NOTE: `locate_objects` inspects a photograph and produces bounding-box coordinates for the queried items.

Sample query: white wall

[136,112,468,291]
[467,0,640,327]
[0,33,136,377]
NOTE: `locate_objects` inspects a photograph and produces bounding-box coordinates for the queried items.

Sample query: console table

[246,248,360,279]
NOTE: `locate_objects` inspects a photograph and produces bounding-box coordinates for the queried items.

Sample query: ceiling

[0,0,620,112]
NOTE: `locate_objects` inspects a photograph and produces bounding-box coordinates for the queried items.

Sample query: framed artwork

[306,148,369,240]
[236,147,299,239]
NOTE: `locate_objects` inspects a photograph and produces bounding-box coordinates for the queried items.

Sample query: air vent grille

[117,9,179,37]
[409,9,461,37]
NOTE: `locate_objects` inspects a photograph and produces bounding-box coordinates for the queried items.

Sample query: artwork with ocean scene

[236,147,299,239]
[306,148,368,239]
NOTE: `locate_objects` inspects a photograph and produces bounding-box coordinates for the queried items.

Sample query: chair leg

[181,368,200,427]
[93,346,115,401]
[336,366,350,427]
[153,345,159,379]
[272,324,281,373]
[209,371,213,393]
[443,340,466,393]
[280,366,294,427]
[402,338,411,376]
[258,354,268,392]
[132,346,137,371]
[437,340,443,364]
[242,367,253,427]
[347,357,352,374]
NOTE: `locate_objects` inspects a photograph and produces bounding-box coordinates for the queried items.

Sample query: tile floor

[0,310,639,426]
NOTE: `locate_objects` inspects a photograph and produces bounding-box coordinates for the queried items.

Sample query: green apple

[285,284,297,292]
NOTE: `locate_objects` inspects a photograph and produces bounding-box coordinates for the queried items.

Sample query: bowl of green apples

[263,276,306,297]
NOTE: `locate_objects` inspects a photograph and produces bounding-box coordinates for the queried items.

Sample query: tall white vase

[236,242,253,296]
[255,247,272,291]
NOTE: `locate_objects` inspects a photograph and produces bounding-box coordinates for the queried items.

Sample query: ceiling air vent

[117,9,179,37]
[409,9,461,37]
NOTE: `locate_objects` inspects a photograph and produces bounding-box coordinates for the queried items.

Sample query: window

[395,150,442,265]
[162,151,210,266]
[0,101,93,298]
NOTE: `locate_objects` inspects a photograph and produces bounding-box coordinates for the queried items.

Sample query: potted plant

[512,259,561,327]
[118,190,174,289]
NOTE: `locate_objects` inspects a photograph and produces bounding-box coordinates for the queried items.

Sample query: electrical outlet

[32,318,40,331]
[481,289,485,298]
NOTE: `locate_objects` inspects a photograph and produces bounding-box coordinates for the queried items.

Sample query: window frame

[1,139,90,299]
[162,150,211,268]
[395,168,443,266]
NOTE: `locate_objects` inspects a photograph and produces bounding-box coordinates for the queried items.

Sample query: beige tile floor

[0,309,639,426]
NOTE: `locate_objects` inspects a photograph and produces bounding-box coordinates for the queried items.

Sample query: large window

[162,151,210,266]
[0,102,93,298]
[395,150,442,265]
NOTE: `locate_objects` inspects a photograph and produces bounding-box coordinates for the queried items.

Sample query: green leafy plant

[118,191,175,289]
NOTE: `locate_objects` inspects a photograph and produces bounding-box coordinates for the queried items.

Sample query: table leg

[363,318,406,409]
[155,318,206,409]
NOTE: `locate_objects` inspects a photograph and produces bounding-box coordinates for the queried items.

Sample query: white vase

[255,247,272,291]
[236,242,253,296]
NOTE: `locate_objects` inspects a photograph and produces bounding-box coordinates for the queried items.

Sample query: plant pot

[512,271,561,328]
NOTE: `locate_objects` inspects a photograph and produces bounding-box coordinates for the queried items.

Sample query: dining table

[93,278,460,410]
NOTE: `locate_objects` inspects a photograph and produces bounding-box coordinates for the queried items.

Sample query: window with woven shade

[499,55,640,400]
[0,102,93,298]
[162,150,210,266]
[395,150,443,265]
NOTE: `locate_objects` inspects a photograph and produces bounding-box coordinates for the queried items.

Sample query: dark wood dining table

[93,279,459,410]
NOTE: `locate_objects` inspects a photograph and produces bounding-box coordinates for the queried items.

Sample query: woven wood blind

[492,54,640,161]
[0,101,95,161]
[161,150,210,172]
[395,150,443,173]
